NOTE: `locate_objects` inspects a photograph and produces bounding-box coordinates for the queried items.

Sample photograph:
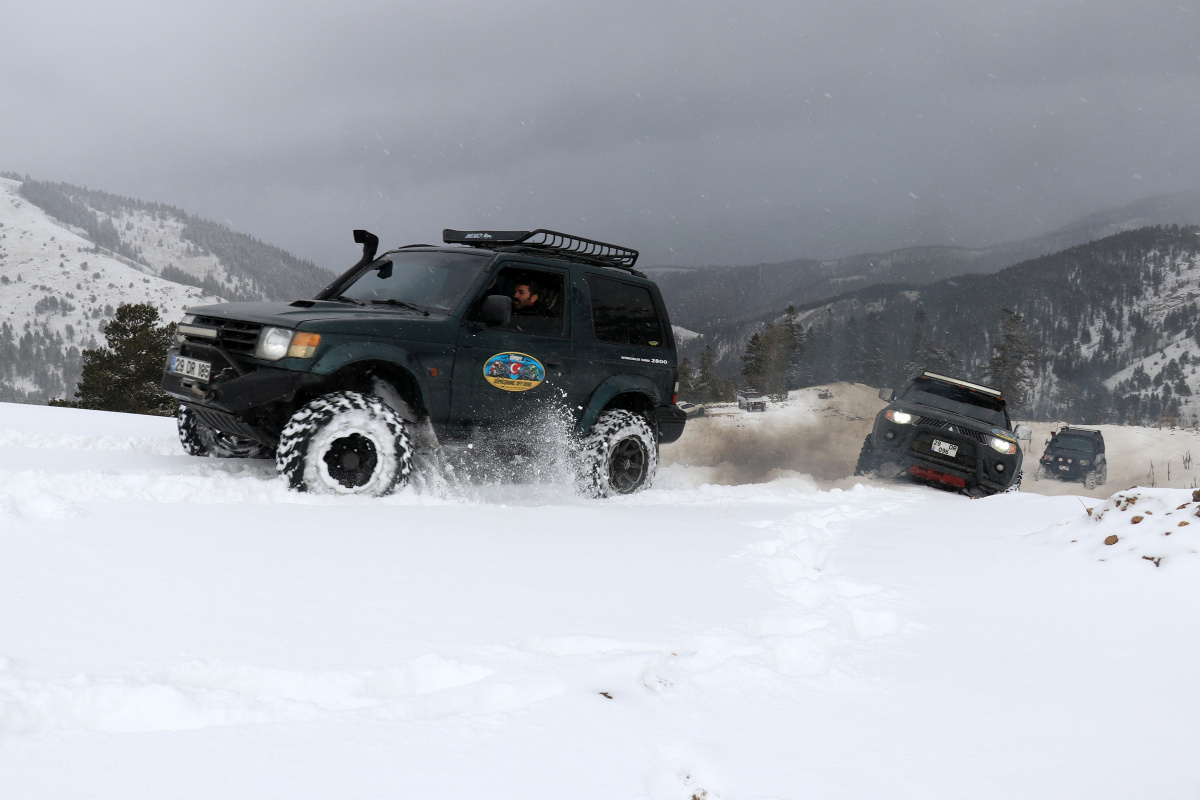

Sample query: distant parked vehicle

[1035,426,1107,489]
[677,401,706,418]
[737,388,767,412]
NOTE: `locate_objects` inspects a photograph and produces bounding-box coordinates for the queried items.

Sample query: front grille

[916,416,988,444]
[190,316,263,355]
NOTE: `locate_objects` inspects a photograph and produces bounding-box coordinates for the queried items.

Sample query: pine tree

[741,332,766,388]
[52,303,177,415]
[862,312,887,388]
[985,308,1040,411]
[677,356,697,400]
[695,343,722,402]
[782,305,806,390]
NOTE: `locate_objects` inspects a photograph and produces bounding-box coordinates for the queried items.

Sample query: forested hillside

[684,226,1200,426]
[13,176,332,301]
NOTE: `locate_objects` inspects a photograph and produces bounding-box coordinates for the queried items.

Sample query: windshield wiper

[370,299,430,316]
[332,295,365,306]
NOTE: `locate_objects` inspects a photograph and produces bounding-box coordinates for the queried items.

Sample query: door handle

[543,359,563,368]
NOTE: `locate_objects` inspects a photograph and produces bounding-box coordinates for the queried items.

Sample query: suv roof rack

[921,371,1003,397]
[443,228,639,270]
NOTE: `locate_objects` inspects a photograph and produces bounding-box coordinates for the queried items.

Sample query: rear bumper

[656,404,687,444]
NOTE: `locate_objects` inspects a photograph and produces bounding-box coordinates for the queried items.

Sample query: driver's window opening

[472,267,567,336]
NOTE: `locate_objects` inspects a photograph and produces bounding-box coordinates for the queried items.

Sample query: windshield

[337,250,489,312]
[1050,434,1097,453]
[902,377,1009,427]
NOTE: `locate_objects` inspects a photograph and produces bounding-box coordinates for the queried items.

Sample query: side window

[468,266,567,337]
[585,275,665,347]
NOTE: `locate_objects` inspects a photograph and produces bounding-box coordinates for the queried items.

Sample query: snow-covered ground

[3,397,1200,798]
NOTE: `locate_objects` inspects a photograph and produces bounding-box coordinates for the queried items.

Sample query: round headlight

[255,326,294,361]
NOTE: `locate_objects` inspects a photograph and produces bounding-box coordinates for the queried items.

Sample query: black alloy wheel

[323,433,379,489]
[607,436,648,494]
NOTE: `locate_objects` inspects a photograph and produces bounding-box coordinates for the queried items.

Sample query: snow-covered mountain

[0,176,334,404]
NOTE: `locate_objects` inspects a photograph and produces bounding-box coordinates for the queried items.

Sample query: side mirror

[1015,425,1032,441]
[878,387,895,402]
[481,294,512,327]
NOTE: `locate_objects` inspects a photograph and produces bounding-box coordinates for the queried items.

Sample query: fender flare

[578,374,662,435]
[310,342,431,411]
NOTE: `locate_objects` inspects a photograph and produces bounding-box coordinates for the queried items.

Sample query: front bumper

[872,420,1020,494]
[163,345,323,445]
[1039,460,1090,480]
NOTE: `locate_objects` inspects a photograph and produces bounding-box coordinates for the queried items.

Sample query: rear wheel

[276,391,412,496]
[576,409,658,497]
[177,404,269,459]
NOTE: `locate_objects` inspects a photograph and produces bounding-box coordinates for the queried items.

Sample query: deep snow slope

[2,401,1200,799]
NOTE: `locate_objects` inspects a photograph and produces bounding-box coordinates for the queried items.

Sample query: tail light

[672,370,678,405]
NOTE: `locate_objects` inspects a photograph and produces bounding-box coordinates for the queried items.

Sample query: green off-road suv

[162,229,685,496]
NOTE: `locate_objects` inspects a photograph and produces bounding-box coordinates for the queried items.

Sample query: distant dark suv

[1035,427,1107,489]
[162,228,685,497]
[855,372,1031,496]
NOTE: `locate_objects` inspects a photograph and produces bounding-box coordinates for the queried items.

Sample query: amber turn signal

[286,332,321,359]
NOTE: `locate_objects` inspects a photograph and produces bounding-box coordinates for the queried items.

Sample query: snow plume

[426,394,583,499]
[663,386,880,485]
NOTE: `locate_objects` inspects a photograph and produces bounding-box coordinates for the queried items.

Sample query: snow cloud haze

[4,0,1199,268]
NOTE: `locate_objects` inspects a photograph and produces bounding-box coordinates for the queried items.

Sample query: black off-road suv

[1035,427,1107,489]
[855,372,1031,497]
[162,228,685,497]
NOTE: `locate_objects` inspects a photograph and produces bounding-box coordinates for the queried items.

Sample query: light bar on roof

[922,371,1002,396]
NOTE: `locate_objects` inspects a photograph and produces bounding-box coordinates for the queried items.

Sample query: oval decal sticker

[483,352,546,392]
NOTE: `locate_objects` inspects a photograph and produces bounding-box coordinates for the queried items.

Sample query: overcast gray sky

[3,0,1198,269]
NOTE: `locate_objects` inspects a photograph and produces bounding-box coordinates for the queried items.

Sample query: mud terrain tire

[1003,471,1023,493]
[1084,469,1098,490]
[1034,465,1047,481]
[177,404,270,459]
[853,435,878,477]
[576,409,658,497]
[276,391,412,496]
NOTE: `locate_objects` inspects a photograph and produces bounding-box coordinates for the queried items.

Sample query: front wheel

[276,391,412,496]
[576,409,658,497]
[177,404,270,459]
[853,435,878,477]
[1034,465,1047,481]
[1084,469,1098,490]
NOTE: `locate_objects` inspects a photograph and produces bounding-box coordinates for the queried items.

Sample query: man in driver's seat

[512,280,542,315]
[509,279,560,334]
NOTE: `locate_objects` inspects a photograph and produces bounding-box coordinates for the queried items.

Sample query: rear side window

[585,275,664,347]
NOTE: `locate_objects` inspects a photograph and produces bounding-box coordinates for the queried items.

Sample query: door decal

[483,352,546,392]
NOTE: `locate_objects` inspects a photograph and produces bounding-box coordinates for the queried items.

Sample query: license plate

[931,439,958,457]
[169,355,211,382]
